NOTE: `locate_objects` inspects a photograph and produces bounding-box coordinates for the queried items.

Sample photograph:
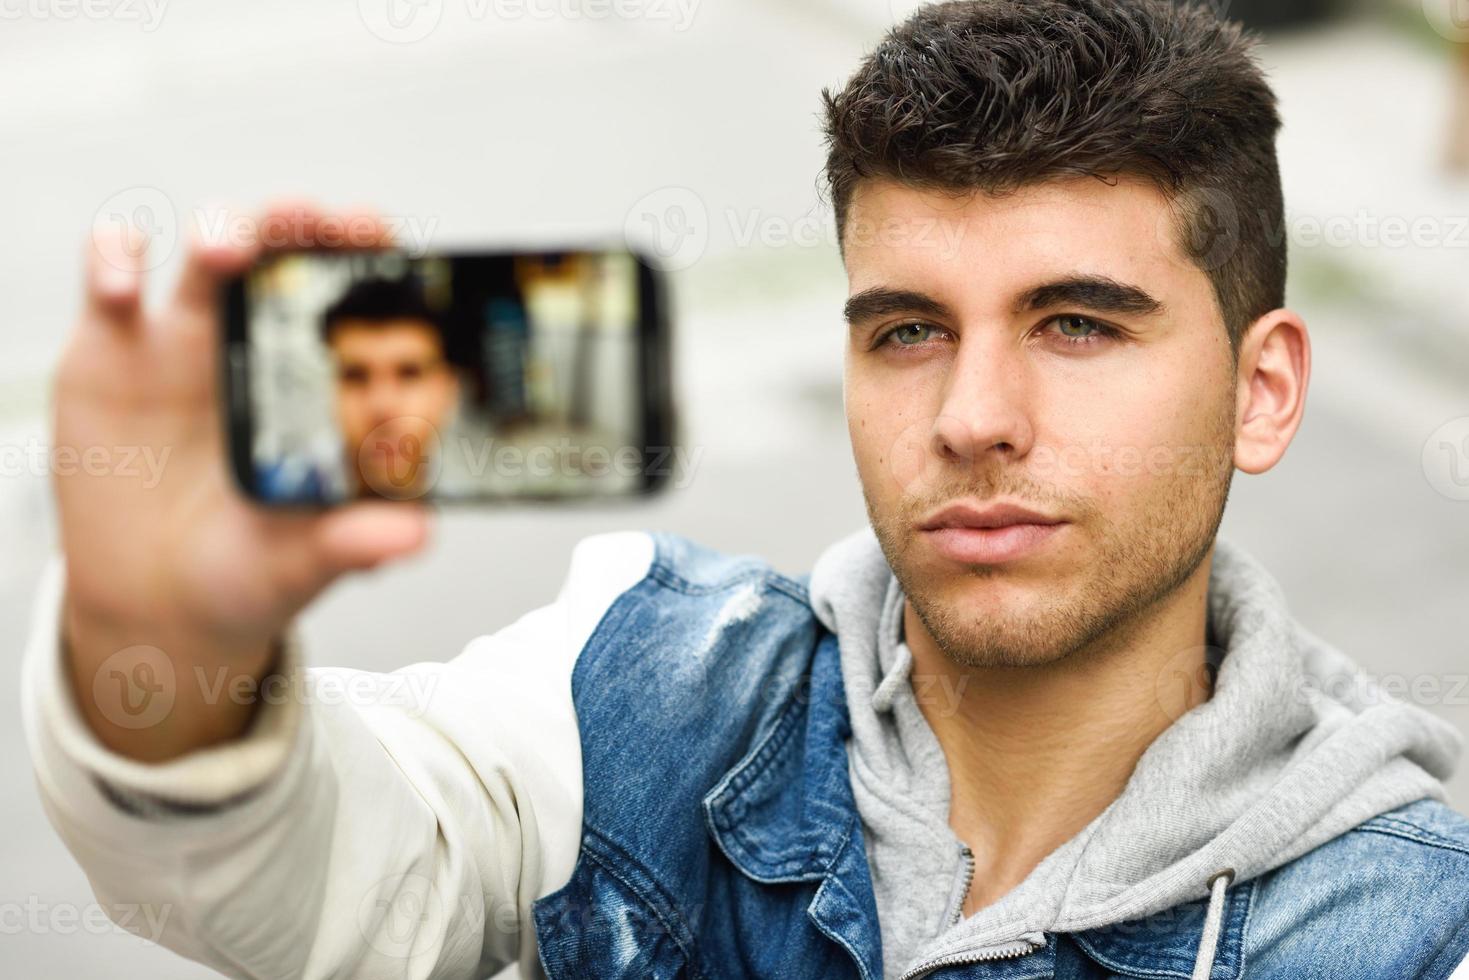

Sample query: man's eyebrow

[843,287,953,325]
[1016,275,1165,317]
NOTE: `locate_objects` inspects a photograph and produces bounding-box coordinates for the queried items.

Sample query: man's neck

[904,552,1215,916]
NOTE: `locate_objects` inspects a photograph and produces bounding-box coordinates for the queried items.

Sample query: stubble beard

[864,401,1237,670]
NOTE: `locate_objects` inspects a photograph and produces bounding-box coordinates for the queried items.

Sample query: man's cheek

[848,404,898,483]
[853,437,899,500]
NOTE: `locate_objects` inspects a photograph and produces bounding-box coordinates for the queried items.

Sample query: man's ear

[1233,308,1311,475]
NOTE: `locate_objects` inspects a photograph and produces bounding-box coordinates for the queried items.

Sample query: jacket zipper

[897,933,1047,980]
[950,843,975,926]
[897,843,1043,980]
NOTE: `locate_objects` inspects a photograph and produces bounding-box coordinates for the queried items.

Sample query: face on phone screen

[230,249,670,504]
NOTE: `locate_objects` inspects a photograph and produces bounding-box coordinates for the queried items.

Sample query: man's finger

[85,221,148,324]
[172,217,259,315]
[315,208,397,251]
[172,202,396,314]
[311,501,433,577]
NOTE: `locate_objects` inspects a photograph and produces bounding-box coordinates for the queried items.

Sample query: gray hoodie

[808,526,1463,979]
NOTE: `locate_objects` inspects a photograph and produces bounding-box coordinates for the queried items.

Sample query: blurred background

[3,0,1467,975]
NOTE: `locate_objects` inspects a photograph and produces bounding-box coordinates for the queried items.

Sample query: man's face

[844,176,1240,668]
[330,319,459,497]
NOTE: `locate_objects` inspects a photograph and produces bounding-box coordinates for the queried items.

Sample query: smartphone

[222,246,675,505]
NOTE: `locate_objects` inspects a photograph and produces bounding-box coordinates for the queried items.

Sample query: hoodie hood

[808,525,1462,978]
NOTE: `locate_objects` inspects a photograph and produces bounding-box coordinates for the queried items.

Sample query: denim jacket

[534,533,1469,979]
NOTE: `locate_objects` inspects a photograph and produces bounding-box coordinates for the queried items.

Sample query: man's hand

[54,203,431,762]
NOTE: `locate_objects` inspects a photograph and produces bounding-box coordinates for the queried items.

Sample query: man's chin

[928,560,1057,610]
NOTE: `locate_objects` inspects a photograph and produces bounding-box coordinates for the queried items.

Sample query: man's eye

[1048,315,1114,345]
[885,322,938,346]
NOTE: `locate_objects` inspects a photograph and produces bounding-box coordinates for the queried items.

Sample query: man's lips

[917,501,1068,564]
[918,501,1064,531]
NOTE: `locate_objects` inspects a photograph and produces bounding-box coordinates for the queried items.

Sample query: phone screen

[223,248,673,505]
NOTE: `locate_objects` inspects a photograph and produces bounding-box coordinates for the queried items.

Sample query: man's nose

[364,377,405,421]
[929,339,1035,466]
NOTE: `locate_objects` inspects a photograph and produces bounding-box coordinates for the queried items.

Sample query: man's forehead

[842,175,1198,298]
[330,320,444,360]
[846,173,1174,223]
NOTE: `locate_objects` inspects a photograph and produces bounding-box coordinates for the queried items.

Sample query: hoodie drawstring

[1190,868,1235,980]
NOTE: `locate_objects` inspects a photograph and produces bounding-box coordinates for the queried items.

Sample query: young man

[320,277,460,501]
[256,276,462,503]
[24,1,1469,978]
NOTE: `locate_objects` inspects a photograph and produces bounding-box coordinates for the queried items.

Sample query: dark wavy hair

[820,0,1285,350]
[320,276,445,349]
